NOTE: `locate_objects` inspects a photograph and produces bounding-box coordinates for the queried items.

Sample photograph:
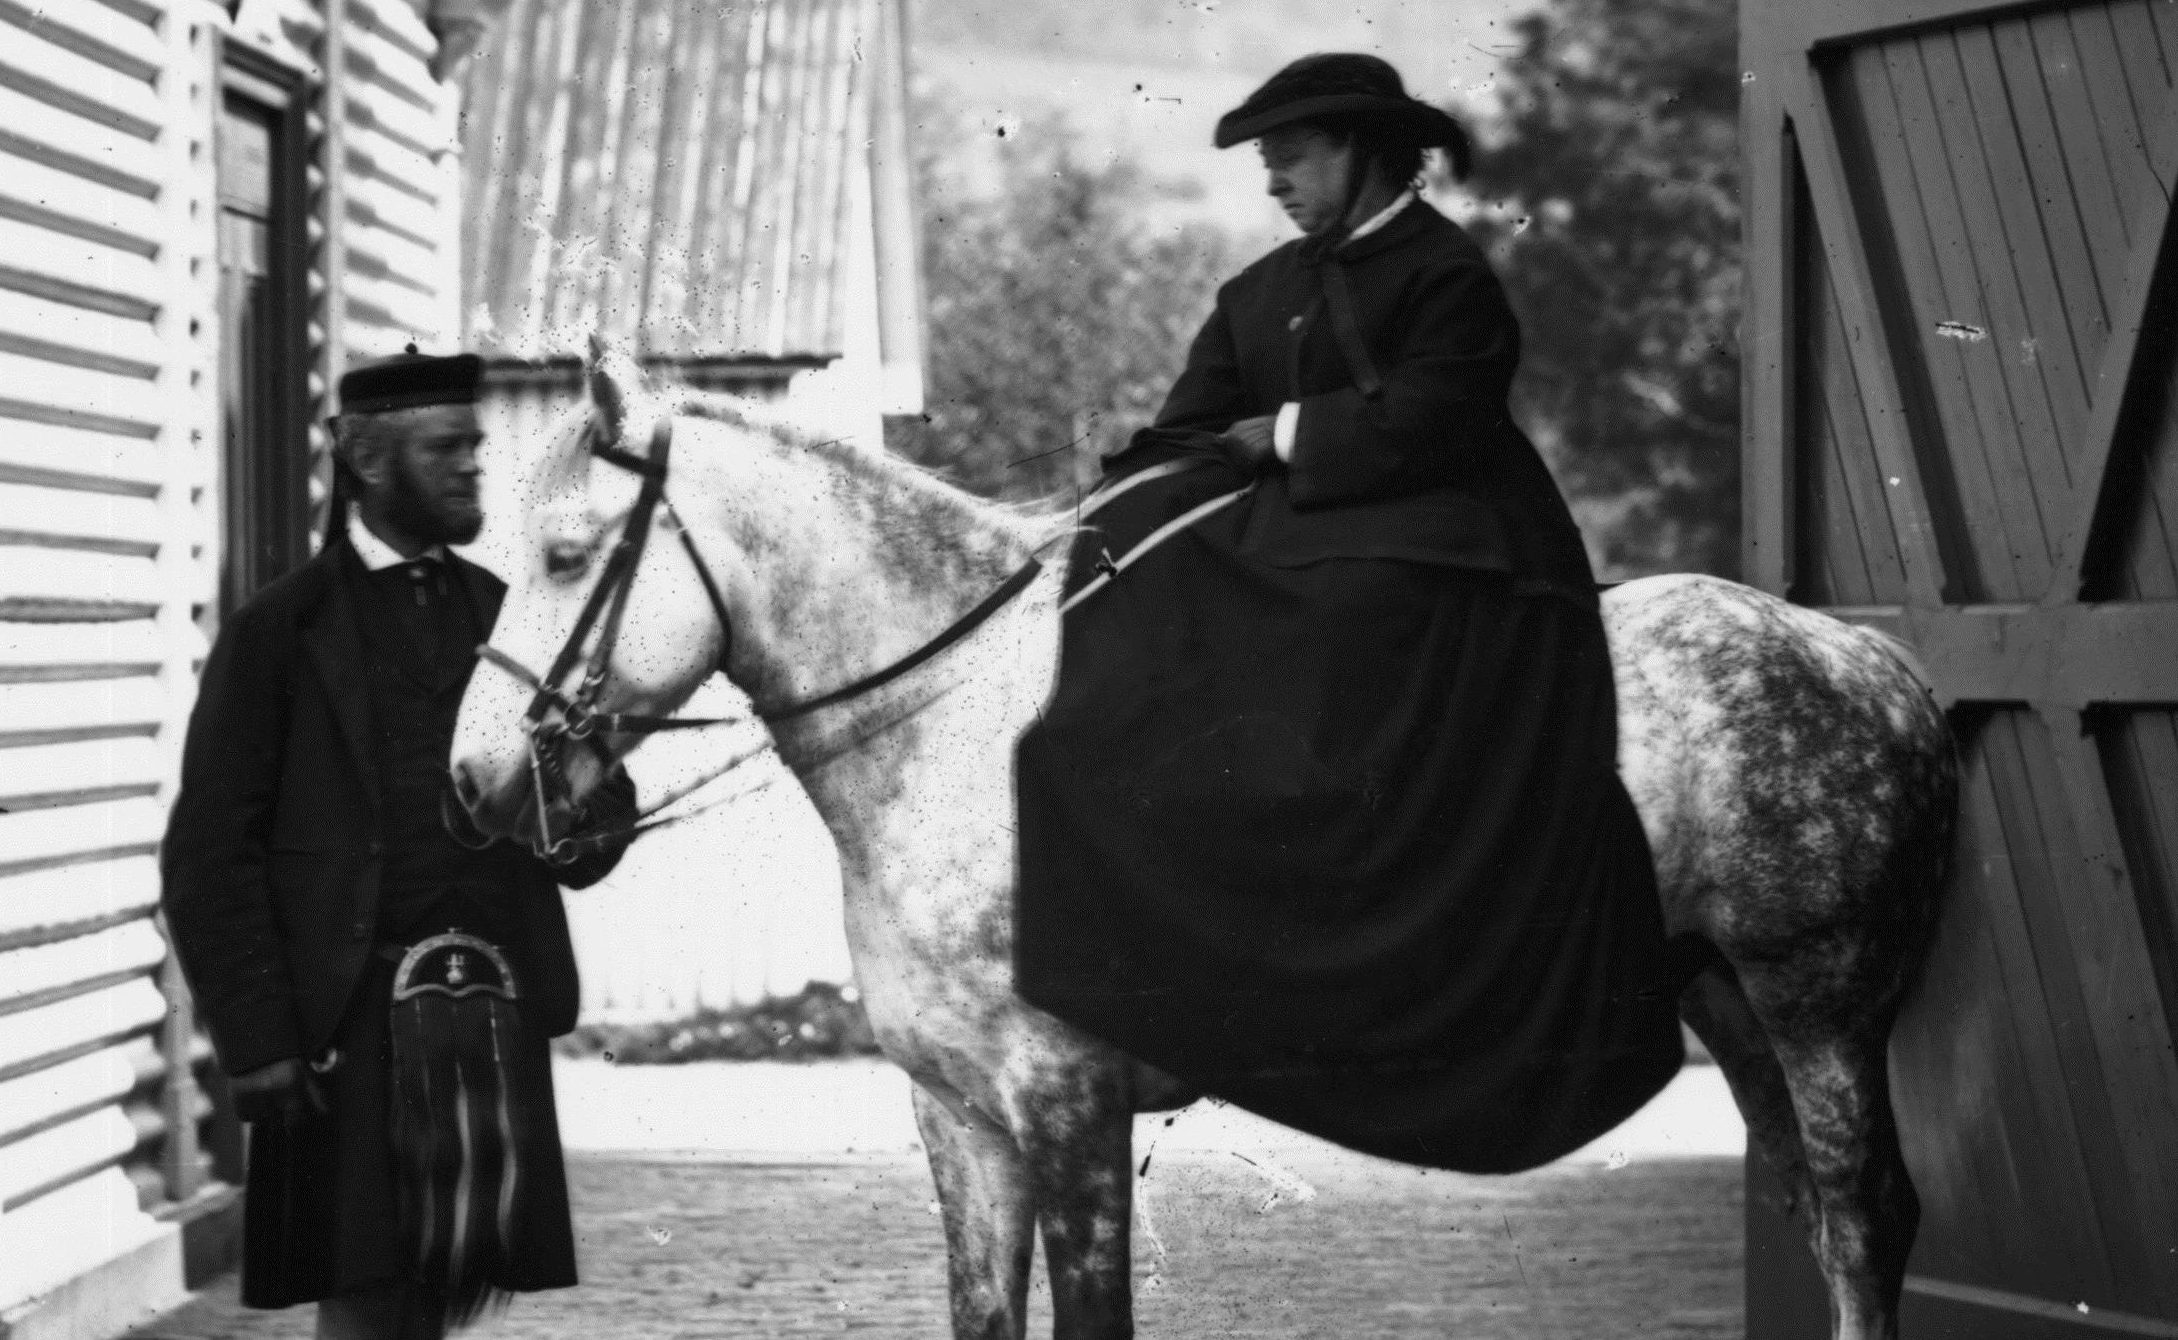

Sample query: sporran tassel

[387,934,535,1331]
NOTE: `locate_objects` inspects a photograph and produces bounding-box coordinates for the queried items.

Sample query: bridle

[469,416,1042,862]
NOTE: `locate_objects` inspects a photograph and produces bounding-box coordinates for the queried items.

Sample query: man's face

[1260,126,1354,236]
[353,403,485,546]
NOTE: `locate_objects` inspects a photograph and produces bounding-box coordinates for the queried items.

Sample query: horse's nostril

[450,761,480,806]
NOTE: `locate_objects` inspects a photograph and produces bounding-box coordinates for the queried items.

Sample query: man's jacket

[161,539,629,1076]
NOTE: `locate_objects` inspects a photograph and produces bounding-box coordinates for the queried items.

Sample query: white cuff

[1273,401,1300,461]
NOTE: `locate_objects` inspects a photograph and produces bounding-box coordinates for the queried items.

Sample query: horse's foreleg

[1018,1074,1136,1340]
[1680,962,1815,1223]
[914,1085,1037,1340]
[1773,1027,1918,1340]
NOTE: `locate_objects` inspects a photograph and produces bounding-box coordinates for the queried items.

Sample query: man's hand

[1220,416,1278,472]
[230,1057,327,1124]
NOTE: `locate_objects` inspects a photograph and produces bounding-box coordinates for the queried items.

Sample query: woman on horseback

[1014,53,1686,1172]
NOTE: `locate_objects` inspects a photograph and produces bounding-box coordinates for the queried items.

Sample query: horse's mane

[665,388,1073,559]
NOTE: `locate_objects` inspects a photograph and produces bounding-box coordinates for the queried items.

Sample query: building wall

[0,0,465,1325]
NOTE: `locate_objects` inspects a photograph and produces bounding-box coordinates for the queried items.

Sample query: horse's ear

[584,333,647,444]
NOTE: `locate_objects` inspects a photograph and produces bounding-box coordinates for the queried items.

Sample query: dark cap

[1215,53,1471,179]
[338,345,483,414]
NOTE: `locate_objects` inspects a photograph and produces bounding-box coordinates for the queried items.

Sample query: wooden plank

[0,737,162,809]
[0,1105,140,1210]
[1807,386,1871,603]
[342,230,438,299]
[2043,83,2178,600]
[0,973,162,1080]
[0,352,160,445]
[0,482,162,551]
[0,620,163,678]
[2079,3,2172,235]
[0,424,162,497]
[1877,36,2052,595]
[1806,280,1880,603]
[1973,714,2128,1301]
[345,121,441,209]
[0,149,160,256]
[0,920,165,1015]
[2100,709,2178,1088]
[0,291,161,375]
[1903,1277,2178,1339]
[342,271,440,339]
[0,1038,153,1150]
[1937,27,2088,546]
[0,48,159,146]
[0,677,162,741]
[0,799,164,875]
[1993,17,2124,425]
[2031,10,2133,299]
[0,218,161,315]
[1809,220,1912,603]
[1828,46,1996,599]
[2029,708,2178,1315]
[1887,763,2032,1282]
[344,173,439,249]
[0,0,163,84]
[0,855,158,941]
[0,83,163,194]
[2113,359,2178,598]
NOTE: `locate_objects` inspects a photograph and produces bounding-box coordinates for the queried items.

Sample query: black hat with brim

[1214,53,1472,179]
[339,346,483,415]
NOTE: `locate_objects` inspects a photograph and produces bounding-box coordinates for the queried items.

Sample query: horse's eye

[544,542,591,581]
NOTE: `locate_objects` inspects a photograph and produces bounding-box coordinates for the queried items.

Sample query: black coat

[161,540,626,1079]
[1124,199,1594,594]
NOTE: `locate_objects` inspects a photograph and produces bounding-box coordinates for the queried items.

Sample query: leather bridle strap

[760,558,1043,725]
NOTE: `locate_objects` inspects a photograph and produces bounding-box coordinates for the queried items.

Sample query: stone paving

[128,1061,1746,1339]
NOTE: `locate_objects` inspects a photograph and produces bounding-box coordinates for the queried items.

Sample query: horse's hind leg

[914,1086,1037,1340]
[1727,953,1918,1340]
[1770,1021,1918,1340]
[1679,960,1814,1221]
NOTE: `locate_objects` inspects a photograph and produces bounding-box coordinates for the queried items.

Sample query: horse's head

[450,340,733,847]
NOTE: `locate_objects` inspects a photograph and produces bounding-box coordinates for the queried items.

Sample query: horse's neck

[689,429,1059,817]
[772,571,1062,892]
[700,443,1029,703]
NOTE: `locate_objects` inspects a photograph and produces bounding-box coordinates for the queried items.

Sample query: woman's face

[1259,126,1354,236]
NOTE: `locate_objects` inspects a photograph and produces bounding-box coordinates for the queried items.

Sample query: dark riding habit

[1014,200,1684,1172]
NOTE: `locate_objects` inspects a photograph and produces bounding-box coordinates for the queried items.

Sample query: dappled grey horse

[451,351,1955,1340]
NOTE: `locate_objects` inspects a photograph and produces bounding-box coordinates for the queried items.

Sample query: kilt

[1014,461,1684,1172]
[238,949,576,1308]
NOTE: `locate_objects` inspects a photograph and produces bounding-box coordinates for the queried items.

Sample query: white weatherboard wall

[0,0,219,1321]
[0,0,465,1329]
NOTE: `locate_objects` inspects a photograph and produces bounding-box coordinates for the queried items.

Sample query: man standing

[162,351,634,1339]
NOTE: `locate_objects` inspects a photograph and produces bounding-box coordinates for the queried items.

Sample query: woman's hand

[1220,416,1278,472]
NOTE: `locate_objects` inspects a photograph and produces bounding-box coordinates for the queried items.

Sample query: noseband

[473,416,1041,861]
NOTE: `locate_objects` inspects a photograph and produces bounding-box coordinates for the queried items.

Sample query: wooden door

[1741,0,2178,1335]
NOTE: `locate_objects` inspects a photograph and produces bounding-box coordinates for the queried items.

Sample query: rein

[471,415,1042,861]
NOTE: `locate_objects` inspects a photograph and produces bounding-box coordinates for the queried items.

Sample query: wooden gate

[1741,0,2178,1334]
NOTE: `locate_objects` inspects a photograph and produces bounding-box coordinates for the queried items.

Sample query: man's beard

[385,456,483,546]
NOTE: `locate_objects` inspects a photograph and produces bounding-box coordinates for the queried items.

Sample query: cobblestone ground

[131,1152,1740,1339]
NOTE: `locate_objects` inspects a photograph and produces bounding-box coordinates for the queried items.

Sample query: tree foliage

[884,112,1236,505]
[1458,0,1741,577]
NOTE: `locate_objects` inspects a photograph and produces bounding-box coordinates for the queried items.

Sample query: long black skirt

[1014,468,1684,1173]
[239,953,576,1308]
